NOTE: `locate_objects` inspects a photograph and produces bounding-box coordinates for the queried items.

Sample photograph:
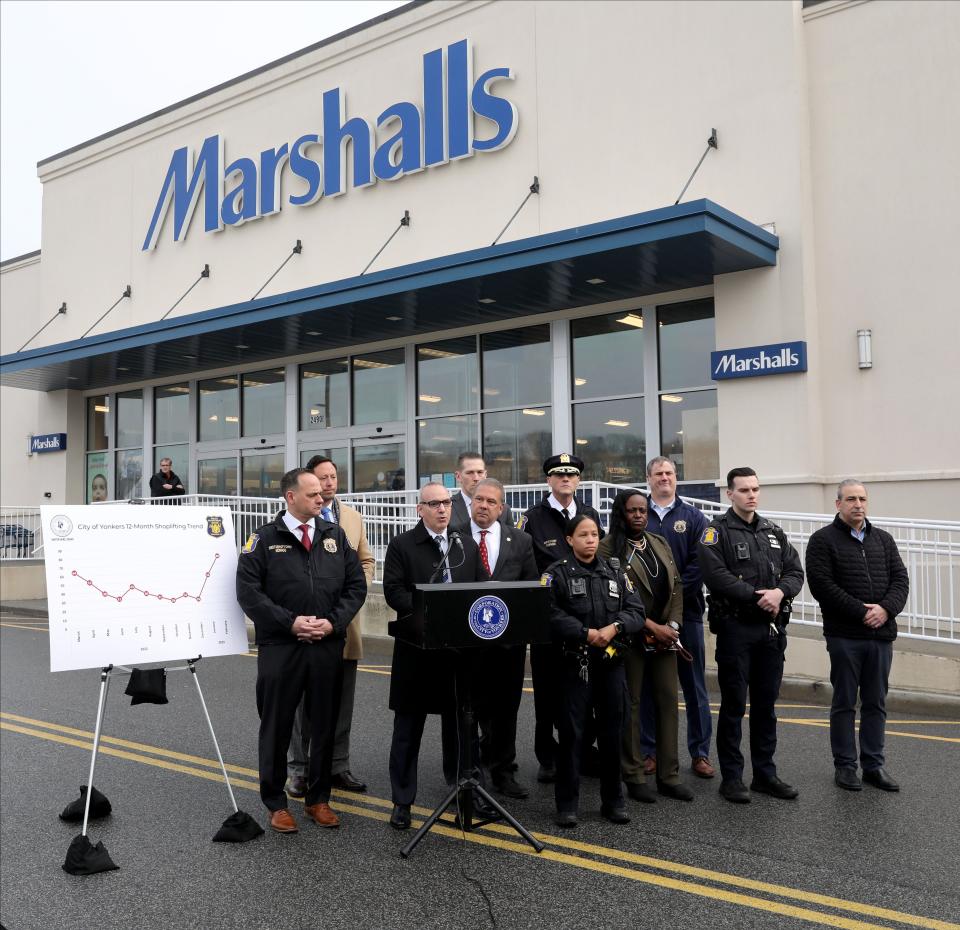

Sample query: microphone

[449,531,463,548]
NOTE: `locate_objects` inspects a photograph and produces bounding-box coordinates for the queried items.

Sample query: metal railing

[3,487,958,644]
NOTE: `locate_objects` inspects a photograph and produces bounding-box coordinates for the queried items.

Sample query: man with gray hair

[805,480,909,792]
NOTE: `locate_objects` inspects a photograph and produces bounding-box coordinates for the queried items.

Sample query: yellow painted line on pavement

[2,714,956,930]
[779,717,960,744]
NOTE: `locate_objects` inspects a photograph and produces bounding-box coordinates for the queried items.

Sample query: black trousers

[555,653,626,813]
[256,640,343,811]
[530,643,561,766]
[477,644,526,781]
[715,619,786,782]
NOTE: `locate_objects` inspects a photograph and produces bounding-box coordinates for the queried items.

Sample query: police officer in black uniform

[519,453,604,782]
[698,467,804,804]
[237,468,367,833]
[544,513,645,827]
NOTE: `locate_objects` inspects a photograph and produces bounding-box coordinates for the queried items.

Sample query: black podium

[392,581,551,858]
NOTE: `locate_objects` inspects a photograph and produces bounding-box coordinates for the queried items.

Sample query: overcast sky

[0,0,408,261]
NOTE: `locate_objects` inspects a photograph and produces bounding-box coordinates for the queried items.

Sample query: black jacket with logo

[698,508,804,622]
[520,495,605,575]
[236,511,367,646]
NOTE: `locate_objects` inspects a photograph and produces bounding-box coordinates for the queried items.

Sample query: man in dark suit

[468,477,539,799]
[383,481,489,829]
[451,452,513,531]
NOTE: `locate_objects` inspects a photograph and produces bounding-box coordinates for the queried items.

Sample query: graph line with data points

[71,553,220,604]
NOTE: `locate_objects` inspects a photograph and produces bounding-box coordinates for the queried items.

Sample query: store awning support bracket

[18,302,67,352]
[160,265,210,321]
[251,240,303,300]
[361,211,411,275]
[81,286,132,339]
[674,129,718,205]
[491,176,540,246]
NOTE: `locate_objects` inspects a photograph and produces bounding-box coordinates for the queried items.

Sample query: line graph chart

[42,506,248,672]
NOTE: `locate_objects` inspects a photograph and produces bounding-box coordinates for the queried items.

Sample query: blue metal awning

[0,199,778,392]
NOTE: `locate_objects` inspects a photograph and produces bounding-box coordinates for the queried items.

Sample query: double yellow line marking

[1,710,956,930]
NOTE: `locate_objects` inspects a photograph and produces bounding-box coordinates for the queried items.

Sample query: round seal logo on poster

[50,515,73,537]
[468,595,510,641]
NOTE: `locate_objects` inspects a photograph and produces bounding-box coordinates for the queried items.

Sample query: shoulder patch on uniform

[540,572,553,588]
[241,533,259,553]
[700,527,719,546]
[515,514,528,530]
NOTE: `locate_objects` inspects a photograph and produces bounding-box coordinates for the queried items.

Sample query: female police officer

[543,513,646,827]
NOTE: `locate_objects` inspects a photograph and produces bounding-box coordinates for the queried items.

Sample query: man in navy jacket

[806,480,909,793]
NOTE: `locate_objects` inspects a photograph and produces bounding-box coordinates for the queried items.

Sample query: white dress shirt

[470,519,501,574]
[283,511,314,545]
[546,494,577,519]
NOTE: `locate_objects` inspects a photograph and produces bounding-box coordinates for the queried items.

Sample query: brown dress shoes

[692,757,716,779]
[304,802,340,828]
[270,809,298,833]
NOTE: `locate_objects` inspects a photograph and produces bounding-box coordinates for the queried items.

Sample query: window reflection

[199,457,238,496]
[87,395,110,450]
[116,391,143,448]
[116,449,143,499]
[572,398,645,484]
[354,349,404,424]
[155,383,189,444]
[659,390,718,481]
[658,299,715,390]
[481,326,550,408]
[199,378,239,441]
[483,408,552,484]
[300,359,348,430]
[353,443,405,492]
[242,369,285,437]
[418,337,477,415]
[571,311,644,399]
[417,415,477,484]
[241,452,285,498]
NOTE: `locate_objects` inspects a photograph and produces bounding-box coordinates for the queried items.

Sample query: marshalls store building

[1,0,958,520]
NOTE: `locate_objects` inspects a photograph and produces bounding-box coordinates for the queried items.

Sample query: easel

[64,655,261,875]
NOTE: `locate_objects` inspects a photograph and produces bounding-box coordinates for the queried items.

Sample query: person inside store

[236,468,367,834]
[543,513,645,828]
[599,489,694,804]
[519,453,605,784]
[698,467,805,804]
[148,457,185,498]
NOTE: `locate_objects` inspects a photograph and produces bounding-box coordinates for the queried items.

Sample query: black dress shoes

[332,771,367,792]
[537,764,556,784]
[750,775,799,799]
[286,775,307,799]
[389,804,411,830]
[555,810,577,828]
[626,782,657,804]
[863,767,900,792]
[719,779,751,804]
[656,780,694,802]
[835,767,862,791]
[493,774,529,799]
[600,804,631,824]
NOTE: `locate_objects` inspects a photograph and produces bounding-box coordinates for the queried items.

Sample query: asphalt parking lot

[2,612,959,930]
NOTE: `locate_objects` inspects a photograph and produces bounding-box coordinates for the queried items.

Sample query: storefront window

[300,359,348,430]
[571,310,645,400]
[116,448,143,499]
[115,390,143,449]
[481,326,551,408]
[155,383,189,444]
[199,377,239,441]
[198,457,238,496]
[482,408,552,485]
[241,452,285,498]
[572,397,645,485]
[658,298,715,390]
[659,390,718,481]
[417,415,477,484]
[242,369,284,437]
[418,337,477,416]
[353,443,405,492]
[87,395,109,450]
[86,452,109,503]
[353,349,404,424]
[300,447,349,481]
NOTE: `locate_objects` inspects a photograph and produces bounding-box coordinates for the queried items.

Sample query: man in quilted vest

[806,480,909,793]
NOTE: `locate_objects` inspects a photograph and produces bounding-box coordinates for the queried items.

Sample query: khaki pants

[622,646,680,785]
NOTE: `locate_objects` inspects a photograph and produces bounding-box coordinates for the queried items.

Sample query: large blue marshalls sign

[710,342,807,380]
[31,433,67,453]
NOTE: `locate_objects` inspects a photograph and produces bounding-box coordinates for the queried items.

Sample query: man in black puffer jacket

[806,480,909,793]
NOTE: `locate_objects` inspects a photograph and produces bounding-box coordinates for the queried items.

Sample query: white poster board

[42,506,249,672]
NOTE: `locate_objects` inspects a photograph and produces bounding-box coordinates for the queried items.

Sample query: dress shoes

[863,767,900,792]
[555,810,578,828]
[626,781,657,804]
[657,780,694,802]
[750,775,799,800]
[642,754,657,777]
[835,767,862,791]
[331,771,367,793]
[719,779,751,804]
[471,793,500,821]
[537,764,556,784]
[304,802,340,828]
[389,804,411,830]
[492,774,529,799]
[600,804,631,825]
[269,809,298,833]
[286,775,307,799]
[692,757,716,779]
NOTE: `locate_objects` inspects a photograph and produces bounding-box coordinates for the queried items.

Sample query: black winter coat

[805,515,909,641]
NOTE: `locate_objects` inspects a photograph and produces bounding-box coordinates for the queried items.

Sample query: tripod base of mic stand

[400,777,544,858]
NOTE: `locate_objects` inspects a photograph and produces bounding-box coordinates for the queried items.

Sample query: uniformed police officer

[698,466,804,804]
[518,453,604,782]
[544,513,645,827]
[237,468,367,833]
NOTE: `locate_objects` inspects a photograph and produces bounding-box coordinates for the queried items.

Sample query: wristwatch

[666,621,680,633]
[614,620,625,635]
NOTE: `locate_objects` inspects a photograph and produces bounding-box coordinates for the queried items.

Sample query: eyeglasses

[420,499,453,509]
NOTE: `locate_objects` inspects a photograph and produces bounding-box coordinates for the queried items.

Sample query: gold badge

[323,538,338,553]
[673,520,687,533]
[560,453,570,463]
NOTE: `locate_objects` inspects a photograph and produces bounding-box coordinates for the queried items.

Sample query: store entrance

[299,435,405,493]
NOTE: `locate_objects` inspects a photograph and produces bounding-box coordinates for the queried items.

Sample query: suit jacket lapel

[493,530,512,579]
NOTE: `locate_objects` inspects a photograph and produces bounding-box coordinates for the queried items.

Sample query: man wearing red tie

[237,468,367,834]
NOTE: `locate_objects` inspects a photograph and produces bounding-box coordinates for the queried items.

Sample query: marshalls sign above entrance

[142,39,519,251]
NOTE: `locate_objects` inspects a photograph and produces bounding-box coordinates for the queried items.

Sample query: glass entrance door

[352,439,406,493]
[197,449,285,497]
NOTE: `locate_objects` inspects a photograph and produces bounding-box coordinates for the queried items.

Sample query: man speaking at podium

[237,468,367,834]
[382,481,488,829]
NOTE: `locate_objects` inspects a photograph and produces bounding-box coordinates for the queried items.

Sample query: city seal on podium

[467,595,510,641]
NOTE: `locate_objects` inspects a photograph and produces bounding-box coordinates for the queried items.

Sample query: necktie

[561,508,570,522]
[435,535,451,582]
[478,530,491,575]
[321,506,334,523]
[298,524,312,551]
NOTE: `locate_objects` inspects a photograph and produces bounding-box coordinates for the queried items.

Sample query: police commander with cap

[237,467,367,834]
